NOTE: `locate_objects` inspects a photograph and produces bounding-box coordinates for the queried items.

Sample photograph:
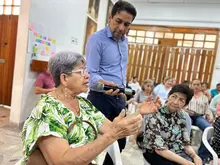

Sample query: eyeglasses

[169,94,186,107]
[71,67,87,76]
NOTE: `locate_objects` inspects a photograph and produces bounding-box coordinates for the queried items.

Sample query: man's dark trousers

[87,90,126,165]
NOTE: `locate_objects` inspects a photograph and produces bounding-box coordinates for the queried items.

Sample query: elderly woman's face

[166,92,186,112]
[66,61,89,94]
[143,83,153,93]
[164,78,173,87]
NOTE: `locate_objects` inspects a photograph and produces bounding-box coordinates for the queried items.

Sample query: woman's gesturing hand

[111,109,142,139]
[138,96,161,115]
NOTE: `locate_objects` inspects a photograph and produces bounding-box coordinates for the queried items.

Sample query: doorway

[0,15,18,106]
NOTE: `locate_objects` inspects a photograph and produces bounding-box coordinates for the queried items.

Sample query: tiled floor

[0,106,23,165]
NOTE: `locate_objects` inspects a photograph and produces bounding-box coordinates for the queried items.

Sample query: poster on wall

[105,0,114,26]
[88,0,100,20]
[83,17,97,55]
[28,23,56,60]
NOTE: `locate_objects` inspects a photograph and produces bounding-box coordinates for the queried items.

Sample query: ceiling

[123,0,220,4]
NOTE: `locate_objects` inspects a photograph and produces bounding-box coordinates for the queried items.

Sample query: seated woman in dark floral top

[142,84,203,165]
[212,101,220,158]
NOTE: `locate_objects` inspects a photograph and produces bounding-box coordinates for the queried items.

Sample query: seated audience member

[210,93,220,116]
[210,83,220,98]
[201,82,211,101]
[171,78,177,87]
[142,84,202,165]
[134,79,154,103]
[35,66,55,94]
[153,76,173,104]
[131,79,154,146]
[128,76,141,93]
[21,51,160,165]
[185,79,213,161]
[182,80,191,87]
[151,77,158,87]
[212,101,220,158]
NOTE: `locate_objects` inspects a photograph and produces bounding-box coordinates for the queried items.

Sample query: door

[0,15,18,106]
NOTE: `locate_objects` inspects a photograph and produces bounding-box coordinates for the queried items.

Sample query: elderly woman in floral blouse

[142,84,202,165]
[21,51,160,165]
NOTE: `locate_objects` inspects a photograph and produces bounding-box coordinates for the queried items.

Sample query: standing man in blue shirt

[86,1,137,164]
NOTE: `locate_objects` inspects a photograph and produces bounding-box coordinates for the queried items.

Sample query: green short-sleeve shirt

[21,95,105,164]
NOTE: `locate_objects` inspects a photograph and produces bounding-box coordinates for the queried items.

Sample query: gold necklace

[67,98,80,116]
[54,90,80,115]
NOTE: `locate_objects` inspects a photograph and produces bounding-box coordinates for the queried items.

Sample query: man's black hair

[111,1,137,21]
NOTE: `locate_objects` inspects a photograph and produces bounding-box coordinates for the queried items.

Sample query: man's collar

[106,26,125,41]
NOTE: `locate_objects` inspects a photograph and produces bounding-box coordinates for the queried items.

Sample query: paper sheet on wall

[28,23,56,59]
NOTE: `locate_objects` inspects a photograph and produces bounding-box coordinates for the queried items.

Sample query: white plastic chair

[99,141,123,165]
[202,126,218,165]
[15,158,22,165]
[182,110,192,135]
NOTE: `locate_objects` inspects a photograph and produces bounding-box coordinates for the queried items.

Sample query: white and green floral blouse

[21,95,105,165]
[142,106,190,153]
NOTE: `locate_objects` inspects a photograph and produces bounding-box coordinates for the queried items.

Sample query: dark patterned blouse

[142,106,190,153]
[212,117,220,157]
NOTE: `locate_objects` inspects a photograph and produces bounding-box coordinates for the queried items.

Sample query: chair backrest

[182,110,192,136]
[202,126,218,165]
[105,141,123,165]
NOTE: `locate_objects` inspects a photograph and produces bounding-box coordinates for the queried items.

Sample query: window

[0,0,20,15]
[127,25,217,50]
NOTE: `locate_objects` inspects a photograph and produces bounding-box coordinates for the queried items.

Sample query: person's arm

[86,35,103,88]
[35,86,54,95]
[184,145,202,165]
[204,91,212,102]
[98,97,161,134]
[38,110,142,165]
[204,97,214,122]
[35,73,55,94]
[86,36,120,96]
[155,149,194,165]
[216,101,220,116]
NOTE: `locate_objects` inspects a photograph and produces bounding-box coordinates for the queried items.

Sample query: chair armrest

[202,127,218,165]
[107,141,123,165]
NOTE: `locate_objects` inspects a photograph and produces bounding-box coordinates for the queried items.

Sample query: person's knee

[195,117,210,131]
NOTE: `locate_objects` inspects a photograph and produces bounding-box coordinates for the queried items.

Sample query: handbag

[27,120,98,165]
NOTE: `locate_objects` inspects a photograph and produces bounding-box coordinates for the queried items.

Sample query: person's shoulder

[37,72,47,79]
[89,27,108,40]
[30,95,54,118]
[211,88,217,93]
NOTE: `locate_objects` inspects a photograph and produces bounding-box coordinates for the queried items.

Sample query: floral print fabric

[21,95,105,164]
[143,106,190,153]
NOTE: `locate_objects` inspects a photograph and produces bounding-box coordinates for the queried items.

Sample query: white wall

[30,0,89,55]
[132,2,220,89]
[10,0,109,125]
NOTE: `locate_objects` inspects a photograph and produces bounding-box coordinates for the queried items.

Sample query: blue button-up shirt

[86,26,128,90]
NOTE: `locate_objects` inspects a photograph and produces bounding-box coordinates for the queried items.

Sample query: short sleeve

[35,74,44,87]
[179,111,190,146]
[143,113,167,150]
[22,98,68,158]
